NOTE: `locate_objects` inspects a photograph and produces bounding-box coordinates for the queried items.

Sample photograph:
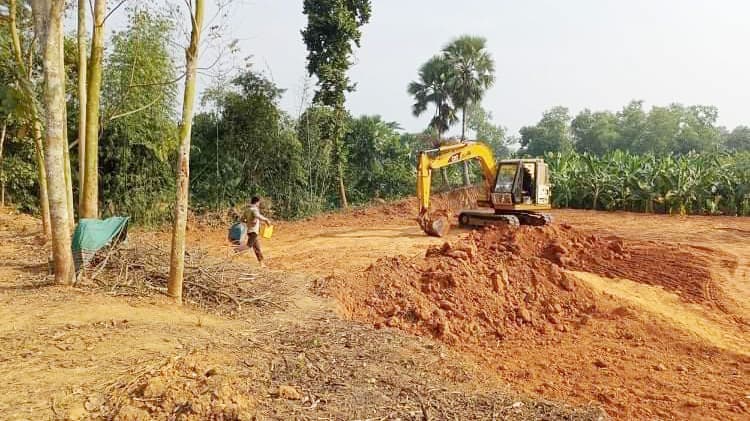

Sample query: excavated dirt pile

[338,223,721,348]
[105,352,256,420]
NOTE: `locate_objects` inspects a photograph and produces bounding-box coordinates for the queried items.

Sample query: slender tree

[0,117,6,207]
[77,0,87,209]
[60,26,73,228]
[31,121,51,237]
[80,0,106,218]
[168,0,205,304]
[8,0,52,239]
[443,35,495,185]
[301,0,371,209]
[30,0,75,284]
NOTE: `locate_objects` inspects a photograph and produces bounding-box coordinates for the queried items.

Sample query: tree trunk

[0,118,6,207]
[61,28,74,229]
[33,0,75,285]
[168,0,205,304]
[10,0,51,239]
[337,164,348,208]
[77,0,87,211]
[461,107,470,186]
[333,109,348,208]
[81,0,106,219]
[63,110,74,228]
[33,121,52,239]
[461,107,466,140]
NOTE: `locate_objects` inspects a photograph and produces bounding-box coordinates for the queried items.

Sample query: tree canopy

[520,101,737,158]
[519,106,573,156]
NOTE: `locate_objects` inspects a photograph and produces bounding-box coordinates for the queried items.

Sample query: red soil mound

[483,223,720,306]
[337,223,721,348]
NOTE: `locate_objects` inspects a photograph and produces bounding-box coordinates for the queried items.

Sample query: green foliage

[191,69,308,218]
[466,103,508,158]
[1,128,38,212]
[546,150,750,216]
[572,109,619,155]
[519,106,573,156]
[442,35,495,139]
[301,0,372,205]
[0,16,43,212]
[526,102,726,157]
[409,35,496,144]
[98,9,179,224]
[344,115,413,203]
[296,105,336,214]
[192,84,418,218]
[407,56,457,137]
[724,126,750,152]
[301,0,371,107]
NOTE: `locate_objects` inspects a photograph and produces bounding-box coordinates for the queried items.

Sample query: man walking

[243,196,271,267]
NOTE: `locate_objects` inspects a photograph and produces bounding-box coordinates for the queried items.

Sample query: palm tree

[443,35,496,139]
[408,56,457,186]
[407,55,457,148]
[443,35,495,184]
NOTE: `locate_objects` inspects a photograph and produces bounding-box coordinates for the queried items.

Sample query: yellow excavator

[417,141,553,237]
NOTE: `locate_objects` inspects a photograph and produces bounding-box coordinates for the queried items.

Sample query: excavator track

[458,210,552,229]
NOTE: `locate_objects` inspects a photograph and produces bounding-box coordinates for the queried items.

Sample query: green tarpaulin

[72,217,129,270]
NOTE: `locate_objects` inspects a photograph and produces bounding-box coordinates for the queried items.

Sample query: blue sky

[110,0,750,136]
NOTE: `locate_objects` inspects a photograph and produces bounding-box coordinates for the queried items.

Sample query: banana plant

[545,150,749,216]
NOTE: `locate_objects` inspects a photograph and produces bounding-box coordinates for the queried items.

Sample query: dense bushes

[189,74,418,219]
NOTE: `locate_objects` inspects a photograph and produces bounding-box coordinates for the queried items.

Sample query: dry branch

[86,238,287,316]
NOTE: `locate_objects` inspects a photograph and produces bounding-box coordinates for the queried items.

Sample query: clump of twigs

[84,239,288,316]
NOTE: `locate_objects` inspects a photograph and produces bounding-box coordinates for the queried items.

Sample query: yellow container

[260,224,274,239]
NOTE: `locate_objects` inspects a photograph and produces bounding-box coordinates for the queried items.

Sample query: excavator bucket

[418,210,452,237]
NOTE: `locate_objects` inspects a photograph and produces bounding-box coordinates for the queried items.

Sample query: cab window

[494,164,517,193]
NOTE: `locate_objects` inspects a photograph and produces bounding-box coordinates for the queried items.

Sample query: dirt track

[0,207,603,420]
[1,201,749,419]
[227,204,750,420]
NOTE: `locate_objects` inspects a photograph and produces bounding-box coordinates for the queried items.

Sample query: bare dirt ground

[1,196,749,420]
[0,206,601,420]
[224,201,750,420]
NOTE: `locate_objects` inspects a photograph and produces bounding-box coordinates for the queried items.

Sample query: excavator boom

[417,142,496,236]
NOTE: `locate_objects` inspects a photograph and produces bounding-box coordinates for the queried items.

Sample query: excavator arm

[417,141,497,236]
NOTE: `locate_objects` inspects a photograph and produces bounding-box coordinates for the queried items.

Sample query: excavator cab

[488,159,550,208]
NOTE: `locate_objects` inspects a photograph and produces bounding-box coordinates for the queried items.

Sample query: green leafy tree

[466,103,507,158]
[673,105,722,154]
[191,70,308,218]
[629,103,721,154]
[301,0,372,209]
[638,105,680,154]
[615,100,647,152]
[99,9,179,224]
[519,106,572,156]
[297,105,336,214]
[344,115,413,203]
[725,126,750,152]
[7,0,52,238]
[571,109,619,155]
[407,56,457,186]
